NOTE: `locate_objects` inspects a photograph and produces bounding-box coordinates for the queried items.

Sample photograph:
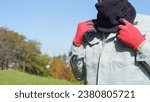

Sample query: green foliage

[0,70,80,85]
[0,27,49,76]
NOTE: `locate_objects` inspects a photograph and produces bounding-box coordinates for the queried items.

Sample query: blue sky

[0,0,150,56]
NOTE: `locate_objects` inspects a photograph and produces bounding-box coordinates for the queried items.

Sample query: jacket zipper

[96,33,106,85]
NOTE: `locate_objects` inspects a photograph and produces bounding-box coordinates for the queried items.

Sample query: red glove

[73,21,95,46]
[118,19,145,51]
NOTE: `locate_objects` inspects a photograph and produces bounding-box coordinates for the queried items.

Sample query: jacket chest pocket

[111,43,136,68]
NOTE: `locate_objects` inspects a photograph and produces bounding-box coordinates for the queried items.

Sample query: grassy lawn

[0,70,80,85]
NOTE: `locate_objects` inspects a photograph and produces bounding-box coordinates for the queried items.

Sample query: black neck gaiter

[95,0,136,33]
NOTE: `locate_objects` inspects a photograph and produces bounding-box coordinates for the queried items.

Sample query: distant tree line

[0,27,49,76]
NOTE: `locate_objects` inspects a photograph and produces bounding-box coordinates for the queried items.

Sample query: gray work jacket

[69,14,150,85]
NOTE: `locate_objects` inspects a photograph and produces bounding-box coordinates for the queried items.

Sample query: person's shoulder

[135,14,150,25]
[136,14,150,19]
[135,14,150,34]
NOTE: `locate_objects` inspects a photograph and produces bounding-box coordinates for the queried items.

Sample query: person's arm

[69,21,95,80]
[69,43,85,81]
[118,19,150,72]
[136,36,150,73]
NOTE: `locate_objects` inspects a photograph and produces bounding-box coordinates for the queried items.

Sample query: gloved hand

[73,21,96,46]
[118,19,145,51]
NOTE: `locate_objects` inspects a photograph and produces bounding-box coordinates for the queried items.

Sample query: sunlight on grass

[0,70,80,85]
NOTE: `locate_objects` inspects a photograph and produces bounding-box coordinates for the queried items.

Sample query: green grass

[0,70,80,85]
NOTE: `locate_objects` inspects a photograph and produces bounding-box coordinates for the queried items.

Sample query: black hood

[95,0,136,33]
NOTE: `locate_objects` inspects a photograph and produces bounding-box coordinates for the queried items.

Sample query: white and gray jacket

[69,14,150,85]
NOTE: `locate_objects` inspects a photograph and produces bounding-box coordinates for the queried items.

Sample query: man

[69,0,150,85]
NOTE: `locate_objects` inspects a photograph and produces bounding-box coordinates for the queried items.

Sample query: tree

[49,57,65,79]
[0,27,25,70]
[0,27,49,76]
[49,56,77,82]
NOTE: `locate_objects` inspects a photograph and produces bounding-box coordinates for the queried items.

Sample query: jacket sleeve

[136,34,150,73]
[69,43,86,81]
